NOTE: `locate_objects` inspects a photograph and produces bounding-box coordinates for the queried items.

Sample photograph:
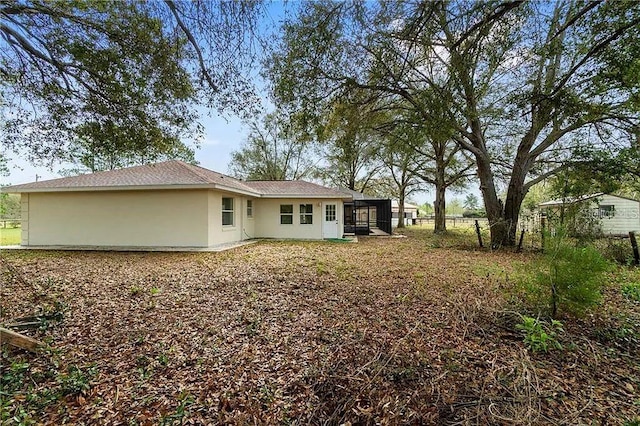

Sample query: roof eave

[1,183,261,196]
[259,194,352,200]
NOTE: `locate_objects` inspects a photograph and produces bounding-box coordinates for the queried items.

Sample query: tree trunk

[475,153,509,247]
[502,165,529,246]
[434,181,446,234]
[396,193,405,228]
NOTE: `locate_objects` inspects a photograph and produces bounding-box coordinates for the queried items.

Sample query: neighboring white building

[391,200,419,227]
[2,161,350,249]
[538,193,640,235]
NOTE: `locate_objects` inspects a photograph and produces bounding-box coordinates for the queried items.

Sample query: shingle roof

[538,193,640,207]
[538,193,605,207]
[244,180,351,198]
[2,161,350,199]
[340,188,384,200]
[391,200,420,209]
[2,161,258,194]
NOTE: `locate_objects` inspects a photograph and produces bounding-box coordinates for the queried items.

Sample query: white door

[322,203,339,238]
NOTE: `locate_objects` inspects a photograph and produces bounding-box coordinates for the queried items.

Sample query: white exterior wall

[26,190,209,247]
[20,194,29,245]
[18,190,347,248]
[243,197,256,239]
[253,198,343,239]
[392,207,418,227]
[207,191,246,245]
[595,195,640,234]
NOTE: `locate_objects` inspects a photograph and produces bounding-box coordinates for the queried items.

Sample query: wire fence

[0,219,21,229]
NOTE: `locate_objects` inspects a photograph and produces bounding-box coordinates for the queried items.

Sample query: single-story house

[341,189,392,235]
[1,160,352,249]
[538,193,640,235]
[391,201,419,227]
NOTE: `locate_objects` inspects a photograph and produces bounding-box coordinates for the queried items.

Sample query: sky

[3,112,248,185]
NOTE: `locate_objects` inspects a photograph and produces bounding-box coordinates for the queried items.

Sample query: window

[599,205,615,218]
[325,204,336,221]
[247,200,253,218]
[280,204,293,224]
[300,204,313,224]
[222,197,234,226]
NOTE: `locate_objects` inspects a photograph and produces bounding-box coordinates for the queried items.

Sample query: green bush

[622,282,640,302]
[462,209,486,218]
[595,238,635,265]
[524,230,610,318]
[516,316,563,352]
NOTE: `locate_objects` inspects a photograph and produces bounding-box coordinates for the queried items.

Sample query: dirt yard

[1,229,639,425]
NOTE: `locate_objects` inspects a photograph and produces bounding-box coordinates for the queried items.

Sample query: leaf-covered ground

[1,228,639,425]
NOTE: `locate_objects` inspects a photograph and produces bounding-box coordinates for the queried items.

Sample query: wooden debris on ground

[0,326,44,352]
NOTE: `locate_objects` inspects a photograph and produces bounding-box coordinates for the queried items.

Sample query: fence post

[517,228,525,253]
[630,232,640,266]
[475,220,483,248]
[540,214,546,251]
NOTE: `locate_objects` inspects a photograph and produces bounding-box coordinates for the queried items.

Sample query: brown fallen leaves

[1,229,639,425]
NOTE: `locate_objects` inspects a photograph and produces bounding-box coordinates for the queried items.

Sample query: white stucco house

[1,161,350,249]
[538,193,640,235]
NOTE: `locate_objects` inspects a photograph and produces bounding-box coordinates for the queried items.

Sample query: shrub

[595,237,635,265]
[462,209,486,218]
[516,316,563,352]
[622,282,640,302]
[525,230,610,318]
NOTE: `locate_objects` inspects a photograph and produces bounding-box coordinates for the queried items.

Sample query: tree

[0,159,18,219]
[0,194,20,219]
[417,202,433,217]
[267,2,473,233]
[315,98,384,192]
[432,1,639,247]
[446,198,464,216]
[374,100,474,232]
[380,144,423,229]
[464,194,479,211]
[371,110,427,228]
[267,0,640,247]
[60,122,196,175]
[230,112,318,181]
[409,133,474,233]
[1,0,265,166]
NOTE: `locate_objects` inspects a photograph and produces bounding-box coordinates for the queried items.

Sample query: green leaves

[516,316,564,353]
[524,230,611,318]
[1,0,264,167]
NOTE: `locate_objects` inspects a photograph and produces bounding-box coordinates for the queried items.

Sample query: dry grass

[1,228,638,425]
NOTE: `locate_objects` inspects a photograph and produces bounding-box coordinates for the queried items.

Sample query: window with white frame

[280,204,293,224]
[300,204,313,224]
[247,200,253,218]
[222,197,234,226]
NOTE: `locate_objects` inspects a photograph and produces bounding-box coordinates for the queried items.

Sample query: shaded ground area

[1,229,639,424]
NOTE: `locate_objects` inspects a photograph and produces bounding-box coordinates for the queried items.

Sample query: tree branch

[523,163,570,191]
[548,15,640,99]
[452,1,525,49]
[164,0,218,92]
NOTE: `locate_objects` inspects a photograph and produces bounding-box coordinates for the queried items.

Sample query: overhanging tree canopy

[1,0,265,166]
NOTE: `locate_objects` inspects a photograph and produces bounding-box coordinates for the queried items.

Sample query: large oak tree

[267,0,640,247]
